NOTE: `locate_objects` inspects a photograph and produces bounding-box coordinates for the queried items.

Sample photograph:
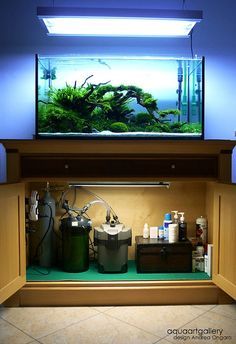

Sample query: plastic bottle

[168,223,179,243]
[178,212,187,241]
[196,216,208,248]
[171,210,179,224]
[196,245,204,256]
[143,223,149,239]
[158,226,164,240]
[163,213,172,240]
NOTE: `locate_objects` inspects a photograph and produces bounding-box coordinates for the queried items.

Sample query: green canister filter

[60,216,91,272]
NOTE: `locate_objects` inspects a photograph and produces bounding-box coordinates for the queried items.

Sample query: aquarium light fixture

[37,7,202,37]
[68,182,170,188]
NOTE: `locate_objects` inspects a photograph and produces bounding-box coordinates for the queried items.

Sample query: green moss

[145,123,172,133]
[110,122,129,132]
[180,123,202,133]
[38,104,85,133]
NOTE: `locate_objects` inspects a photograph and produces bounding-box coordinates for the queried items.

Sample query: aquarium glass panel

[36,55,204,139]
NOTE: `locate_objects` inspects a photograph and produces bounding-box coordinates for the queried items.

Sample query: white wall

[0,0,235,180]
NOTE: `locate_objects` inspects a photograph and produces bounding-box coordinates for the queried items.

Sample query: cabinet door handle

[171,164,176,169]
[64,164,69,169]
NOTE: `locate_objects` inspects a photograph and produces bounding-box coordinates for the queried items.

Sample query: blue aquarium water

[36,55,204,139]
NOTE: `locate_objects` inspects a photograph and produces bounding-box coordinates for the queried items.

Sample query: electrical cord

[29,266,51,275]
[181,0,195,59]
[89,235,97,261]
[190,30,194,59]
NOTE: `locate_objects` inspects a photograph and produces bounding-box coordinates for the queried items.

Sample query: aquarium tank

[36,55,204,139]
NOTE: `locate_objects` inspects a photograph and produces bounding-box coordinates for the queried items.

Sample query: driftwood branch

[82,80,111,101]
[80,74,94,88]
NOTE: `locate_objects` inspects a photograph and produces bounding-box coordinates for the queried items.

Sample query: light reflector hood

[37,7,202,37]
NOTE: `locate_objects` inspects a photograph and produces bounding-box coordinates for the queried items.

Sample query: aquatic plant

[146,123,172,133]
[38,104,85,133]
[180,123,202,133]
[93,84,158,121]
[141,93,158,114]
[158,109,180,118]
[48,80,160,119]
[89,108,114,132]
[97,86,134,122]
[49,77,109,117]
[38,75,191,134]
[117,85,158,116]
[168,122,186,133]
[110,122,129,132]
[134,112,156,126]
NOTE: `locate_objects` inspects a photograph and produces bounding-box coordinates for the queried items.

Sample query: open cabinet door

[213,183,236,300]
[0,183,26,304]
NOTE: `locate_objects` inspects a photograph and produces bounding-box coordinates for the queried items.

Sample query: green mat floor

[27,261,210,282]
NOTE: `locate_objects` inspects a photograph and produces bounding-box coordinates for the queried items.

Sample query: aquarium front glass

[36,55,204,139]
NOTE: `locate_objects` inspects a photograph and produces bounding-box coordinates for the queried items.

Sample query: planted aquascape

[37,56,204,138]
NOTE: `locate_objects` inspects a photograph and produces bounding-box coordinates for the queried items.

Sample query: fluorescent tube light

[37,7,202,37]
[68,182,170,188]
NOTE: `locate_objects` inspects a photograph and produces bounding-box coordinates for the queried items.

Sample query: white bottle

[149,226,158,239]
[168,223,179,243]
[143,223,149,239]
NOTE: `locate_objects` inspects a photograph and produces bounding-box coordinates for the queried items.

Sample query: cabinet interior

[26,180,214,280]
[2,139,235,305]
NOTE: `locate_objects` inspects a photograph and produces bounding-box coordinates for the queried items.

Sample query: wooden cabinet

[3,139,234,182]
[0,183,26,304]
[212,183,236,300]
[20,154,218,179]
[0,139,235,305]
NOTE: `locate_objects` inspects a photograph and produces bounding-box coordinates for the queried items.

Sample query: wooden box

[135,236,192,273]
